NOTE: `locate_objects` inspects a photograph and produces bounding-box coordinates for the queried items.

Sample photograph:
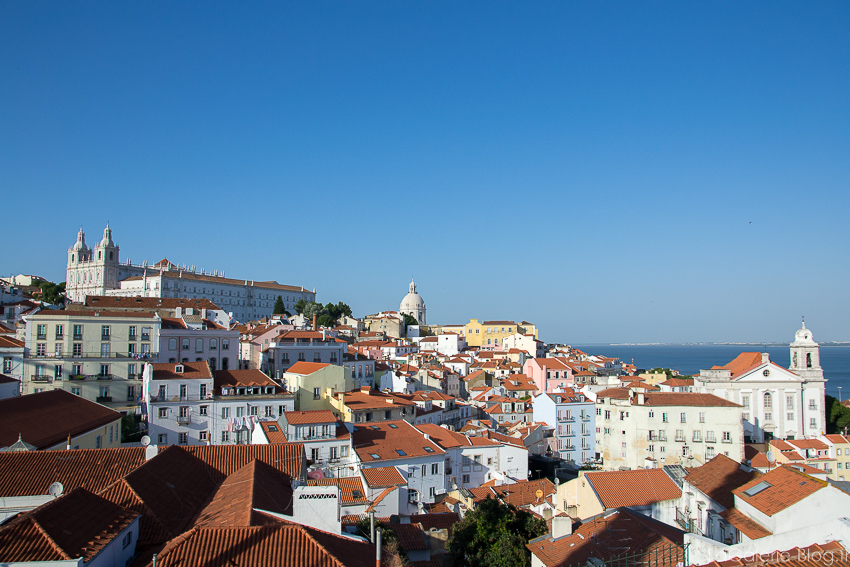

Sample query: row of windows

[34,363,142,380]
[36,324,152,341]
[742,393,817,411]
[167,338,230,351]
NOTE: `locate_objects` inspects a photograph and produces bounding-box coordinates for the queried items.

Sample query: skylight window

[370,425,379,430]
[389,423,399,429]
[267,425,278,431]
[352,490,363,499]
[743,481,772,497]
[396,449,407,456]
[370,453,381,459]
[424,447,435,453]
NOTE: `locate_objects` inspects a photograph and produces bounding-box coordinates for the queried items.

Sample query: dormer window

[175,365,184,374]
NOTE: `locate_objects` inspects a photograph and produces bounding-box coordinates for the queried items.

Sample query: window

[200,384,207,398]
[742,395,750,408]
[222,339,230,350]
[122,531,133,549]
[100,364,109,377]
[54,365,63,378]
[195,339,203,353]
[313,387,320,400]
[129,326,137,340]
[699,412,705,423]
[36,324,46,340]
[722,431,731,443]
[809,399,817,410]
[432,463,439,475]
[178,432,188,444]
[810,418,817,429]
[128,363,137,378]
[95,435,102,448]
[101,325,110,340]
[680,412,687,423]
[36,343,46,357]
[54,343,63,356]
[169,338,177,350]
[158,433,168,443]
[787,396,794,410]
[71,387,81,395]
[2,357,10,373]
[210,339,218,351]
[179,384,187,400]
[221,431,230,443]
[462,474,470,484]
[236,406,245,417]
[764,392,772,409]
[73,325,83,340]
[141,327,150,341]
[662,412,668,423]
[249,406,258,416]
[200,431,208,442]
[430,487,435,498]
[182,338,190,350]
[222,407,231,419]
[422,465,427,476]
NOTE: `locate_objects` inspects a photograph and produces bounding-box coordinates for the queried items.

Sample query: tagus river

[573,344,850,402]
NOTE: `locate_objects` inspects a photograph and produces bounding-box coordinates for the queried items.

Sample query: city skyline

[2,3,849,344]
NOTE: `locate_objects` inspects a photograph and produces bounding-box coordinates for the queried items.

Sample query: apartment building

[532,391,596,466]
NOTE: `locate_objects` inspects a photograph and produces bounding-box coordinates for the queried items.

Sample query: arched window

[222,357,229,370]
[764,392,772,409]
[806,353,812,368]
[209,357,217,371]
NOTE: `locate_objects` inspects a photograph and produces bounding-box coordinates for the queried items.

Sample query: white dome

[399,279,426,324]
[792,321,816,345]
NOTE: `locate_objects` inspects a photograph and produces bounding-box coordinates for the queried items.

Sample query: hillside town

[0,225,848,567]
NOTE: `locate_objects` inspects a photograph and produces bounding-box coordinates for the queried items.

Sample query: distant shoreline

[572,342,850,347]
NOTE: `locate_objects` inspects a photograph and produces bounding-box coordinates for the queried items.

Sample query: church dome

[400,279,426,324]
[72,227,88,251]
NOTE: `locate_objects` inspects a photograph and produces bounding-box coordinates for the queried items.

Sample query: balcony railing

[73,333,83,340]
[675,435,686,442]
[31,375,52,382]
[97,374,115,381]
[706,435,717,443]
[177,416,191,425]
[27,352,158,360]
[96,396,113,403]
[149,394,214,403]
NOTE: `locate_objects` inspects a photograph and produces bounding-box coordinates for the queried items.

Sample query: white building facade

[532,391,597,466]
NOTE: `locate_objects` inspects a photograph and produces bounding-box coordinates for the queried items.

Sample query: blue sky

[2,2,849,343]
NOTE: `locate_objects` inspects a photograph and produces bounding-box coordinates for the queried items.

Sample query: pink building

[523,357,574,394]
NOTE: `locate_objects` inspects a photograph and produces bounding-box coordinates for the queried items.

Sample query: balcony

[141,333,150,341]
[675,435,686,443]
[73,333,83,340]
[658,433,668,442]
[706,435,717,444]
[31,375,52,383]
[96,396,113,403]
[177,416,191,425]
[36,334,47,341]
[97,374,114,381]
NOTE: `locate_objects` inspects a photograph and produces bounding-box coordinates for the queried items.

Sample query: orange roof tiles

[717,507,773,540]
[150,361,212,380]
[733,465,827,516]
[711,352,765,378]
[304,477,367,506]
[527,508,684,567]
[584,469,682,509]
[494,479,556,508]
[597,387,631,400]
[181,443,305,479]
[0,389,123,450]
[195,460,294,526]
[152,524,377,567]
[0,335,23,347]
[684,454,761,509]
[285,361,331,375]
[352,420,445,463]
[0,447,146,497]
[284,410,337,425]
[644,392,742,407]
[259,421,288,443]
[361,466,406,488]
[214,369,279,390]
[0,488,139,563]
[337,389,415,411]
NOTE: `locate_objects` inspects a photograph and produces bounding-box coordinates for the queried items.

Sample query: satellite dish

[766,450,775,464]
[535,489,544,499]
[140,435,151,447]
[308,470,325,480]
[48,482,64,498]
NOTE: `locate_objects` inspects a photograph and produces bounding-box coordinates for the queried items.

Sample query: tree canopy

[298,301,353,328]
[402,313,418,327]
[294,298,308,315]
[826,395,850,434]
[272,296,290,316]
[446,497,547,567]
[34,280,65,305]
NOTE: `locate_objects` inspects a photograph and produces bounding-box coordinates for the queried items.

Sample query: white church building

[65,225,315,323]
[694,322,826,443]
[399,278,426,326]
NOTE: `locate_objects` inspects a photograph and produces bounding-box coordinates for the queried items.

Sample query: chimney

[761,352,770,364]
[312,314,317,330]
[375,527,382,567]
[637,393,645,405]
[552,516,572,539]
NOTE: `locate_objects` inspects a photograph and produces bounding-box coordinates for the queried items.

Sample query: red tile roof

[304,477,368,506]
[195,460,295,526]
[151,524,378,567]
[0,447,146,497]
[0,488,139,563]
[732,465,827,516]
[493,479,556,508]
[352,420,445,463]
[394,522,428,551]
[284,410,337,425]
[584,469,682,509]
[285,361,331,375]
[643,392,742,407]
[718,507,773,540]
[0,389,123,450]
[361,466,407,488]
[0,335,23,347]
[527,508,685,567]
[597,387,631,400]
[337,389,416,411]
[684,454,760,509]
[181,443,305,479]
[710,352,764,378]
[214,369,279,390]
[150,361,213,380]
[259,421,288,443]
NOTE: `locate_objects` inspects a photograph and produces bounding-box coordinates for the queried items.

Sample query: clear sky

[2,2,849,344]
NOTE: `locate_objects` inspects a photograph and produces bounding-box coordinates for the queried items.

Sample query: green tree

[402,313,418,327]
[826,395,850,434]
[353,518,408,566]
[446,497,547,567]
[316,314,335,328]
[273,296,290,316]
[294,299,308,315]
[302,301,325,320]
[34,280,66,305]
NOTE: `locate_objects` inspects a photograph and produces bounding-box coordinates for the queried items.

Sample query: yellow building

[463,319,538,348]
[825,434,850,481]
[283,362,353,412]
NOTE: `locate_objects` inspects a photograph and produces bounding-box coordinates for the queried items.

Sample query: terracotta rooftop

[644,392,742,407]
[0,389,122,450]
[150,361,212,380]
[0,447,146,497]
[493,478,556,508]
[732,465,827,516]
[284,410,337,425]
[709,352,765,378]
[361,466,407,488]
[352,420,445,463]
[685,454,760,509]
[597,387,631,400]
[718,507,773,540]
[259,420,288,443]
[527,508,685,567]
[215,369,279,390]
[0,488,139,563]
[584,468,682,509]
[394,522,429,552]
[0,335,24,348]
[150,524,377,567]
[285,361,331,375]
[337,389,416,411]
[304,477,368,506]
[195,460,294,526]
[181,443,305,479]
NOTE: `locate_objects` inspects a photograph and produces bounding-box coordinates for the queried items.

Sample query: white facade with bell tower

[66,224,121,303]
[399,279,426,326]
[789,320,823,381]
